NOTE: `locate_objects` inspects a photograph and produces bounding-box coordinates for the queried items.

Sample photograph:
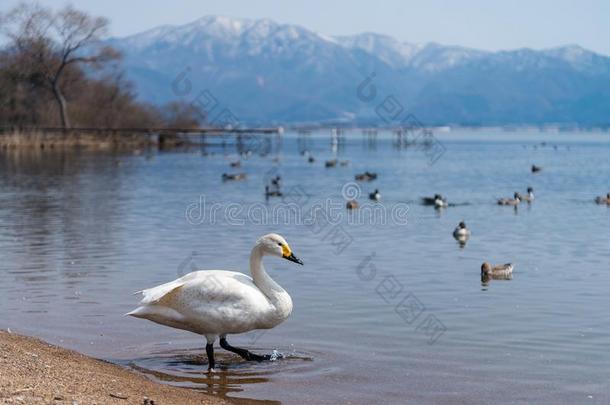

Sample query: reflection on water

[122,347,313,404]
[481,272,513,289]
[2,130,610,404]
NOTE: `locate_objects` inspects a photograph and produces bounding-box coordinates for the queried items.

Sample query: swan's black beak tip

[284,252,304,266]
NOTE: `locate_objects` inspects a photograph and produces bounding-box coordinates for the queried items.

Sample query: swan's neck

[249,246,293,321]
[249,246,288,300]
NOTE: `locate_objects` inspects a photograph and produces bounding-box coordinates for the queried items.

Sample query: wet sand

[0,330,228,405]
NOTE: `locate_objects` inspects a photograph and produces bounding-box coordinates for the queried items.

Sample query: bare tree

[1,3,120,128]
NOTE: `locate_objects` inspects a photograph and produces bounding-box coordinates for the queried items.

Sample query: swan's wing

[136,271,207,305]
[137,270,267,309]
[152,271,273,333]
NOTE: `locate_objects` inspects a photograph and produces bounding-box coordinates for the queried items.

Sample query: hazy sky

[2,0,609,55]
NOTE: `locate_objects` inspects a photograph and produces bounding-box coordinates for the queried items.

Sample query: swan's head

[257,233,303,265]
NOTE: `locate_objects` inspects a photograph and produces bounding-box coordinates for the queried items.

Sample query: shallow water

[1,129,610,404]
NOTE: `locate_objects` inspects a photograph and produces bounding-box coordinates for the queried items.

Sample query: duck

[452,221,471,239]
[521,187,535,203]
[481,262,513,278]
[325,159,338,168]
[595,193,610,205]
[270,175,281,189]
[222,173,247,181]
[369,189,381,201]
[497,192,521,206]
[434,196,448,208]
[421,194,447,207]
[421,194,440,205]
[265,185,282,198]
[355,171,377,181]
[264,175,282,198]
[531,165,542,173]
[346,200,359,210]
[127,234,303,371]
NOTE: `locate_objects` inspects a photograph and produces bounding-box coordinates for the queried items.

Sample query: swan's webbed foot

[244,352,270,362]
[220,337,277,362]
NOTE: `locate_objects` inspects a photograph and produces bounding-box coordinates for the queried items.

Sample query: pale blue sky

[2,0,609,55]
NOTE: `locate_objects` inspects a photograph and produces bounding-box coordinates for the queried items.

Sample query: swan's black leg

[219,337,271,362]
[206,343,215,370]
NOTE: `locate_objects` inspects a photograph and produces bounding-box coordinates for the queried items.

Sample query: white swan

[127,233,303,370]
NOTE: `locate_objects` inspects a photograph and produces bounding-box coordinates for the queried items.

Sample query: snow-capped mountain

[107,16,610,125]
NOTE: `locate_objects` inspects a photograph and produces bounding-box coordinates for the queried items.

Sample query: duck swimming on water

[481,262,513,285]
[497,192,521,206]
[265,175,282,198]
[355,171,377,181]
[369,189,381,201]
[453,221,470,247]
[265,185,282,198]
[346,200,359,210]
[222,173,247,181]
[127,234,303,371]
[453,221,471,239]
[521,187,535,203]
[422,194,447,208]
[595,193,610,205]
[481,262,513,277]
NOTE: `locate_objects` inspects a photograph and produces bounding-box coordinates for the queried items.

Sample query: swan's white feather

[127,270,286,335]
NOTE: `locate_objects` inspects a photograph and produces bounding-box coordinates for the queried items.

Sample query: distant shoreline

[0,330,228,404]
[0,130,190,151]
[0,126,607,153]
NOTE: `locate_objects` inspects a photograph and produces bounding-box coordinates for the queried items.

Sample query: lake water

[1,129,610,404]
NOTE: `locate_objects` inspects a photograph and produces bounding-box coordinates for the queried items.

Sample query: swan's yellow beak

[282,244,303,265]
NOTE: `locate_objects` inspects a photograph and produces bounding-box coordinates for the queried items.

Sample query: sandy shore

[0,330,228,405]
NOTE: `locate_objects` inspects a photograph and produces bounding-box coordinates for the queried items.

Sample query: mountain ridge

[106,15,610,126]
